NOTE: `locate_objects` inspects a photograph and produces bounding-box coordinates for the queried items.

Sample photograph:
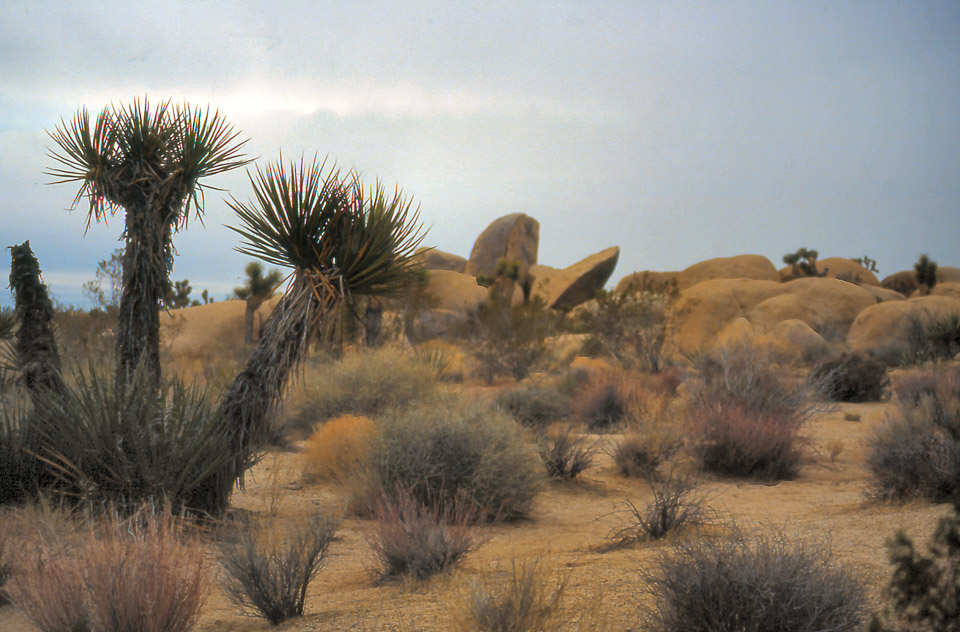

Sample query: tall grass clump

[366,487,480,581]
[573,372,641,431]
[644,529,868,632]
[302,414,377,484]
[219,512,340,625]
[868,366,960,501]
[898,313,960,365]
[603,475,712,550]
[30,362,245,516]
[496,383,572,432]
[291,347,437,435]
[455,557,568,632]
[9,503,208,632]
[539,425,596,481]
[686,342,823,480]
[360,396,541,522]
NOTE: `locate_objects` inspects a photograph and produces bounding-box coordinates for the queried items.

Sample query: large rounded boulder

[464,213,540,279]
[614,270,679,295]
[847,295,960,357]
[815,257,881,286]
[677,254,779,291]
[746,277,878,339]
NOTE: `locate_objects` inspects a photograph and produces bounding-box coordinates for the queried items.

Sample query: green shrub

[30,363,244,515]
[361,397,541,522]
[870,502,960,631]
[496,384,572,431]
[899,314,960,365]
[291,347,437,434]
[810,352,889,402]
[915,254,938,292]
[644,529,867,632]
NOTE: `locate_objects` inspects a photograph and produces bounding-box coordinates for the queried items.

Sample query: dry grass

[572,372,643,431]
[302,414,377,484]
[539,425,596,481]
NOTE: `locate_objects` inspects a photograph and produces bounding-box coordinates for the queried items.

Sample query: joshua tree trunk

[9,241,64,398]
[115,199,175,390]
[243,297,267,344]
[364,298,383,347]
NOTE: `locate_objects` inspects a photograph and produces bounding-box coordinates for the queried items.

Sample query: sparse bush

[29,363,243,516]
[302,415,377,484]
[609,432,680,479]
[366,488,479,581]
[457,557,567,632]
[644,529,868,632]
[899,314,960,365]
[573,373,639,431]
[571,289,672,372]
[539,426,595,481]
[219,512,340,625]
[868,370,960,501]
[690,399,804,480]
[870,501,960,631]
[362,397,541,522]
[292,347,437,435]
[604,475,712,550]
[496,384,572,432]
[810,352,889,402]
[467,297,557,383]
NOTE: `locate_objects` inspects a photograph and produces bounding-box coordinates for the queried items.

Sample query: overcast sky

[1,1,958,308]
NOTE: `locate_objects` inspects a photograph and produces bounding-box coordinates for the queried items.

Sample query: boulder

[716,317,756,347]
[464,213,540,279]
[530,246,620,311]
[861,285,906,303]
[677,254,779,291]
[816,257,881,286]
[847,295,960,357]
[932,282,960,299]
[415,247,467,273]
[746,277,878,338]
[881,270,918,296]
[768,319,827,360]
[939,266,960,283]
[614,270,679,295]
[423,269,488,313]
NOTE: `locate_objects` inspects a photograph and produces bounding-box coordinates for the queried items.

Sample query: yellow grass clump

[302,415,377,484]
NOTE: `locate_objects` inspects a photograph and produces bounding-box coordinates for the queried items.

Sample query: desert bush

[219,511,340,625]
[302,414,377,484]
[467,297,558,383]
[366,487,480,581]
[9,504,208,632]
[539,426,595,481]
[644,529,868,632]
[870,501,960,631]
[690,399,805,480]
[571,289,672,372]
[293,347,437,431]
[573,373,640,431]
[810,351,889,402]
[456,557,567,632]
[496,383,572,432]
[609,432,680,479]
[362,397,541,522]
[868,371,960,501]
[899,314,960,365]
[29,363,243,515]
[603,475,712,550]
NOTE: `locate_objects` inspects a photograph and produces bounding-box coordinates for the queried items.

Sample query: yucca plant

[48,98,248,388]
[202,157,425,512]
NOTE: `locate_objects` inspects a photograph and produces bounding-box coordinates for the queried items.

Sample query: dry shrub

[455,557,568,632]
[219,512,340,625]
[496,383,572,432]
[690,399,805,480]
[573,372,642,431]
[810,352,889,402]
[611,392,681,478]
[868,367,960,501]
[9,503,208,632]
[539,425,596,481]
[361,397,541,522]
[291,347,437,435]
[603,475,713,550]
[366,487,480,581]
[644,529,868,632]
[302,414,377,484]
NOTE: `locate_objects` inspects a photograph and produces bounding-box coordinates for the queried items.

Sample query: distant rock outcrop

[847,295,960,357]
[530,246,620,311]
[814,257,881,286]
[464,213,540,279]
[677,254,779,291]
[415,247,467,273]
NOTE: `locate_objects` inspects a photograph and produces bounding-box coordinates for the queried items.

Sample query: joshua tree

[47,98,248,388]
[233,261,284,343]
[783,247,824,278]
[200,157,425,511]
[915,254,938,295]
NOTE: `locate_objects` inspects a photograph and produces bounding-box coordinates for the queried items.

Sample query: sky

[1,0,958,308]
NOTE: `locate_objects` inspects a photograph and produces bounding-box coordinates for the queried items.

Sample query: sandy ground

[0,397,949,631]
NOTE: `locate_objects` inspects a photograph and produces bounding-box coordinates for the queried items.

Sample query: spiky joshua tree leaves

[200,157,425,512]
[47,98,249,388]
